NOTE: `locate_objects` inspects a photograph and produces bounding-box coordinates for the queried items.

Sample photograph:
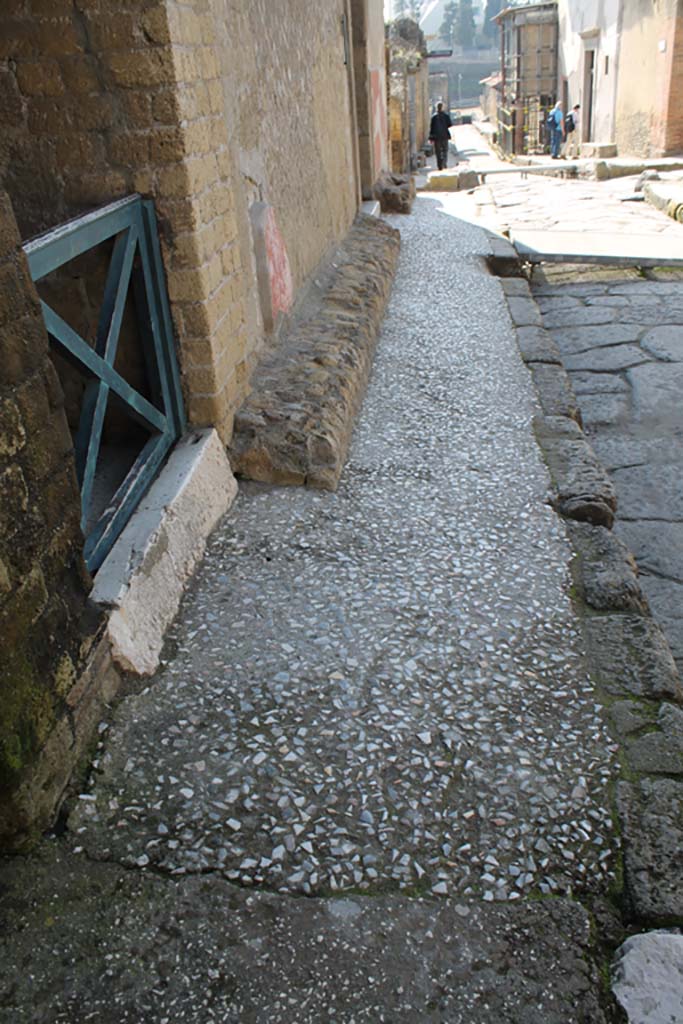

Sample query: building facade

[558,0,621,155]
[558,0,683,157]
[494,2,559,156]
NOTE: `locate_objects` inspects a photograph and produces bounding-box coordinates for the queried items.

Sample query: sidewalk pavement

[1,195,623,1021]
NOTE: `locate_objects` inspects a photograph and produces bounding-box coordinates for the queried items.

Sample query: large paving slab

[514,229,683,266]
[0,846,609,1024]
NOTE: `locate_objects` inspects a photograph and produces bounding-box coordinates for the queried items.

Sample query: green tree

[393,0,408,16]
[454,0,475,47]
[483,0,502,38]
[439,1,458,43]
[409,0,422,19]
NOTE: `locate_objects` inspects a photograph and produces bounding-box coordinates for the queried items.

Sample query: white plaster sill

[91,428,237,676]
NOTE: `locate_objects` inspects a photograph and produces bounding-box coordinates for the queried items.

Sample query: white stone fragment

[612,932,683,1024]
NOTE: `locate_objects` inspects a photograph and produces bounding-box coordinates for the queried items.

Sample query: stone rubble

[230,213,400,491]
[612,931,683,1024]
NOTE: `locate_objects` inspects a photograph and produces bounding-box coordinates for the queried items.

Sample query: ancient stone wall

[0,189,110,848]
[209,0,360,295]
[351,0,390,198]
[0,0,369,443]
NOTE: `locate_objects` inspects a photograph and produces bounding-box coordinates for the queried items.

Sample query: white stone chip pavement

[70,195,620,906]
[612,931,683,1023]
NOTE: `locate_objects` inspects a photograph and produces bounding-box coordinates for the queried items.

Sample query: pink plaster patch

[371,69,387,175]
[265,207,293,319]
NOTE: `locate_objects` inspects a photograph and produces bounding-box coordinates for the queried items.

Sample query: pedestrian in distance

[429,102,452,171]
[562,103,581,160]
[547,101,564,159]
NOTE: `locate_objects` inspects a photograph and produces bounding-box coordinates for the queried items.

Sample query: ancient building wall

[367,0,390,182]
[0,0,252,442]
[208,0,360,297]
[415,63,430,151]
[663,9,683,154]
[0,189,104,846]
[0,0,368,444]
[558,0,621,149]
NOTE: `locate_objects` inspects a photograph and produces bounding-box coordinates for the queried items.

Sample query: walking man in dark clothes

[429,102,452,170]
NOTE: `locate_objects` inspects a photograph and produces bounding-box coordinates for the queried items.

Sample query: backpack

[565,112,575,133]
[546,112,555,128]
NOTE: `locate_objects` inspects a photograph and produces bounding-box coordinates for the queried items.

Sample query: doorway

[583,49,595,142]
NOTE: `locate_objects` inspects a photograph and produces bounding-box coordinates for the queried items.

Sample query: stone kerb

[495,247,683,931]
[229,214,400,491]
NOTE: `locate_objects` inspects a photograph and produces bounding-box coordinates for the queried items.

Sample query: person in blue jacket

[547,102,564,159]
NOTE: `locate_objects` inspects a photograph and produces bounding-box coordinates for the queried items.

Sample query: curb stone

[528,363,583,421]
[229,213,400,491]
[533,415,616,527]
[493,251,683,945]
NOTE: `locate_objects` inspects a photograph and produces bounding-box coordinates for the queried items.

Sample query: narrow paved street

[534,266,683,676]
[452,121,683,678]
[69,196,618,900]
[1,193,620,1021]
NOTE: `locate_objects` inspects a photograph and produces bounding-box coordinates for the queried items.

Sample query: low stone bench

[229,214,400,490]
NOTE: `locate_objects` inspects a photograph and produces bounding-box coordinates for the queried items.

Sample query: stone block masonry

[0,0,251,444]
[229,214,400,490]
[0,0,365,447]
[0,189,122,850]
[497,251,683,933]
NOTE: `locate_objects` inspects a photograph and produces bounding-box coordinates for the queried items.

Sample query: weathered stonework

[92,428,237,676]
[0,189,120,850]
[373,171,416,214]
[0,0,378,445]
[229,214,400,490]
[533,415,616,528]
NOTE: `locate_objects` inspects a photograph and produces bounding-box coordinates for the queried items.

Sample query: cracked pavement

[0,192,621,1023]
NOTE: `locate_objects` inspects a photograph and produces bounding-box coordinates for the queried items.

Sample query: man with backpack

[563,104,581,159]
[547,102,564,159]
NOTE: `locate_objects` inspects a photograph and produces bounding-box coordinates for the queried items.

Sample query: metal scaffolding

[494,1,559,156]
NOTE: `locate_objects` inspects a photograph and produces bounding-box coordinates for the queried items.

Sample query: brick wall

[0,189,104,847]
[663,10,683,154]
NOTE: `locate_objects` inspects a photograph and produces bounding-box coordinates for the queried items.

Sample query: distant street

[454,122,683,676]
